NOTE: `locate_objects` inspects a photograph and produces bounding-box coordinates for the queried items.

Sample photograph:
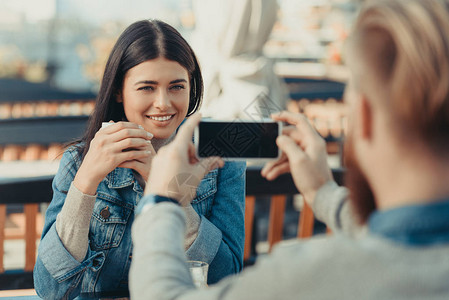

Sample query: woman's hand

[117,133,156,182]
[144,114,224,205]
[261,111,333,206]
[74,122,154,195]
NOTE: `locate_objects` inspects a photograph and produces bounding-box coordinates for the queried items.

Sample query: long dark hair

[77,19,203,158]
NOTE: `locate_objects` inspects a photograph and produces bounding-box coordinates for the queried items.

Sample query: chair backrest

[244,166,344,261]
[0,176,53,274]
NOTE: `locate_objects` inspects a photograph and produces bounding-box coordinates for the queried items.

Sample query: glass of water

[187,260,209,288]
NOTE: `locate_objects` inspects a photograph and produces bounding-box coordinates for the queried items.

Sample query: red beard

[344,134,377,224]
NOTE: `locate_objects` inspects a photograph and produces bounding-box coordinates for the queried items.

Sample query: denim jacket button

[100,206,110,219]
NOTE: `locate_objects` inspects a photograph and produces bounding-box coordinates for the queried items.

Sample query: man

[130,0,449,298]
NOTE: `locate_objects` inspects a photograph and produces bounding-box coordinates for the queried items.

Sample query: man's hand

[144,114,224,205]
[261,111,333,206]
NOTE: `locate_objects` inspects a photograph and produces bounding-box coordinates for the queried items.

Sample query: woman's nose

[154,90,171,110]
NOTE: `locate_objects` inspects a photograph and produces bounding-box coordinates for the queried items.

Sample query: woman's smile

[146,113,176,126]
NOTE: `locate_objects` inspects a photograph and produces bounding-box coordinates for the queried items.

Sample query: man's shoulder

[269,232,449,277]
[272,234,359,259]
[269,234,381,272]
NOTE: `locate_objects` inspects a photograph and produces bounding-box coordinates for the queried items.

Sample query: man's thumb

[277,135,304,160]
[194,157,223,179]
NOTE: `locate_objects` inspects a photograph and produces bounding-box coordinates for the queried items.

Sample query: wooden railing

[0,116,88,146]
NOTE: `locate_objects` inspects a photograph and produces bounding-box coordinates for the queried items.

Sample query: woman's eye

[137,86,154,91]
[170,85,185,91]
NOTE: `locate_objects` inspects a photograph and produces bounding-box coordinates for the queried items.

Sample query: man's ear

[359,95,373,140]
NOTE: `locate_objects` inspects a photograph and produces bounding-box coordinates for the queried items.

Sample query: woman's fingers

[98,122,153,144]
[116,149,152,165]
[77,123,154,192]
[118,160,140,170]
[119,139,156,180]
[109,128,153,143]
[118,159,152,181]
[112,138,153,153]
[100,121,144,134]
[118,159,145,171]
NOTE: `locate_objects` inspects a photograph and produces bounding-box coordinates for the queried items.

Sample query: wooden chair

[244,167,344,261]
[0,204,39,273]
[244,196,312,261]
[0,176,53,289]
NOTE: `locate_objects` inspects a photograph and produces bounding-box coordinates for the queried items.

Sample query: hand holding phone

[194,120,282,161]
[261,111,333,205]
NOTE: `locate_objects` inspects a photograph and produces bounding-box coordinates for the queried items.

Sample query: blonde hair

[348,0,449,152]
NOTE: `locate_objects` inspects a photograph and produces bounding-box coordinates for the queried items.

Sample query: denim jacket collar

[368,198,449,246]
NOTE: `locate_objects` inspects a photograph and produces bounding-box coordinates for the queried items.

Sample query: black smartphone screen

[197,121,279,159]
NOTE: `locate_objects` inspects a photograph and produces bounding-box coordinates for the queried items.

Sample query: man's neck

[372,152,449,211]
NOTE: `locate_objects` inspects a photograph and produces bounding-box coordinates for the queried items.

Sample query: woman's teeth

[148,115,173,121]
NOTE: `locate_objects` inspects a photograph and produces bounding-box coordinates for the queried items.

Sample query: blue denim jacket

[34,146,246,299]
[368,199,449,246]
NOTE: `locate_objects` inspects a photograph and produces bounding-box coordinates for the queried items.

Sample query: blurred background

[0,0,361,290]
[0,0,356,91]
[0,0,358,166]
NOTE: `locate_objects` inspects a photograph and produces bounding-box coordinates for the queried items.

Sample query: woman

[34,20,246,299]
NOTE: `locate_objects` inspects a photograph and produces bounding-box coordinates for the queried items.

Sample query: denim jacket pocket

[192,169,218,203]
[89,192,132,251]
[191,169,218,217]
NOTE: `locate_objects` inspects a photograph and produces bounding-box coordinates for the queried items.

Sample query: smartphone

[194,119,282,161]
